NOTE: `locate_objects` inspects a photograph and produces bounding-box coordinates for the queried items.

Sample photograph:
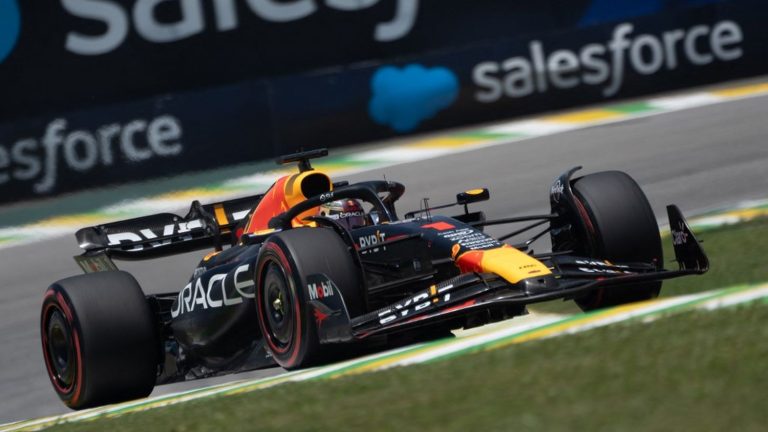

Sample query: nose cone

[455,245,552,284]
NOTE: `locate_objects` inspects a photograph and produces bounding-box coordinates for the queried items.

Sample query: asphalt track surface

[1,93,766,424]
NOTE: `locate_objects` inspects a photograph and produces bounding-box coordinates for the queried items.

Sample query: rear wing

[74,194,262,266]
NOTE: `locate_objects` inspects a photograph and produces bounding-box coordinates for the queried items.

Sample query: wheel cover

[44,308,76,390]
[262,262,294,350]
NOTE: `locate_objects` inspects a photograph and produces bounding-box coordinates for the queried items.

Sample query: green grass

[660,217,768,296]
[55,302,768,432]
[530,217,768,314]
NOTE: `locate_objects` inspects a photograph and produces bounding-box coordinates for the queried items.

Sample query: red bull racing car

[40,149,709,409]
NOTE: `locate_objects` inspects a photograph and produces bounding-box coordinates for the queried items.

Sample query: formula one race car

[40,149,708,409]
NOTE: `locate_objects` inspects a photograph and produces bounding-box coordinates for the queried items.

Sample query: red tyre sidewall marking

[573,194,597,239]
[41,289,84,406]
[256,252,289,355]
[257,242,303,367]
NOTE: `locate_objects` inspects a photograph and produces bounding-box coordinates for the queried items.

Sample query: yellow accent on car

[203,250,221,262]
[284,170,332,207]
[214,204,228,225]
[251,228,277,236]
[285,170,332,226]
[479,246,552,284]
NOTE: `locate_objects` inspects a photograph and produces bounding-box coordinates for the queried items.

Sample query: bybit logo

[0,0,21,63]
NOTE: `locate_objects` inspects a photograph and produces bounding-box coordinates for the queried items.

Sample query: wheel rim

[44,308,76,390]
[262,262,294,351]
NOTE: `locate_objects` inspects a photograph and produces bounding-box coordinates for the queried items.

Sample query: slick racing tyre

[40,271,159,409]
[570,171,664,311]
[255,228,363,369]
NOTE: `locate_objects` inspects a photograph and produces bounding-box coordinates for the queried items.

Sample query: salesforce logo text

[0,115,183,194]
[61,0,419,55]
[474,21,743,102]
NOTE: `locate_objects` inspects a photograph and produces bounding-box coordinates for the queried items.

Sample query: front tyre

[40,271,159,409]
[570,171,664,311]
[255,228,363,369]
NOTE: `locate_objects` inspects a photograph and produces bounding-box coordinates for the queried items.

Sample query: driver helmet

[319,199,367,229]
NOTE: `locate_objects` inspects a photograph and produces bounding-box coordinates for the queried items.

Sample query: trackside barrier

[1,0,766,202]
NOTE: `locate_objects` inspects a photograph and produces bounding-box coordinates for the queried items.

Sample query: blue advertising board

[0,0,765,202]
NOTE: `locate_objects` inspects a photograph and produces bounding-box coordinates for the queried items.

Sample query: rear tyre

[570,171,663,311]
[255,228,363,369]
[40,271,159,409]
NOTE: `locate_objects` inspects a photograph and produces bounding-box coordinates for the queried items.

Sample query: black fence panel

[0,0,765,203]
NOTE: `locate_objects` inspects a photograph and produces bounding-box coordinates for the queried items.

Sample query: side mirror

[457,188,490,205]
